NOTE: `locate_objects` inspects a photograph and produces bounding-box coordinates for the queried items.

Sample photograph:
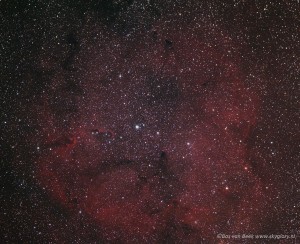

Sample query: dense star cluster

[1,1,299,243]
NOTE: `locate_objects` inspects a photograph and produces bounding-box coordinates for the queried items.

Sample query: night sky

[1,1,299,243]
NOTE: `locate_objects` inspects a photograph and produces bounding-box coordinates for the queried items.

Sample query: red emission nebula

[35,17,265,242]
[1,1,299,243]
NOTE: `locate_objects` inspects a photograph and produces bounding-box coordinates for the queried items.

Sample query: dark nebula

[1,1,299,243]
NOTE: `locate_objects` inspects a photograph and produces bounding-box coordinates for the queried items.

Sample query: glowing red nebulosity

[30,16,272,242]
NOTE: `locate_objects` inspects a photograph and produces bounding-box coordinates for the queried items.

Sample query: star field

[0,1,299,243]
